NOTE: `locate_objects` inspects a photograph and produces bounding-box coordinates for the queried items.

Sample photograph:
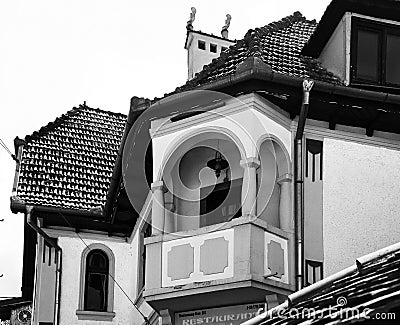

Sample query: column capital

[277,173,292,184]
[240,157,260,169]
[151,180,166,192]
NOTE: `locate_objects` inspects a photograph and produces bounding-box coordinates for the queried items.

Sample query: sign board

[175,303,265,325]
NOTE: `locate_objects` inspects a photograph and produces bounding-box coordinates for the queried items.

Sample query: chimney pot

[221,14,232,39]
[186,7,196,31]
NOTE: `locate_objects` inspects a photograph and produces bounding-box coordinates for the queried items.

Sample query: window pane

[86,273,107,311]
[88,252,107,270]
[386,34,400,85]
[356,29,379,81]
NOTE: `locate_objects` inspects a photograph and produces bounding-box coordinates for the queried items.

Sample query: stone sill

[76,310,115,321]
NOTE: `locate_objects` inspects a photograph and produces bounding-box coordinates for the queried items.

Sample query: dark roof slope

[179,12,342,92]
[248,243,400,325]
[13,105,126,211]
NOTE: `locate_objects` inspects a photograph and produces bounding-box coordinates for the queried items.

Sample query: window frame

[76,244,115,321]
[84,250,109,312]
[351,17,400,87]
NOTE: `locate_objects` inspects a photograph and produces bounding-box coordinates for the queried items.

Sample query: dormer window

[351,18,400,87]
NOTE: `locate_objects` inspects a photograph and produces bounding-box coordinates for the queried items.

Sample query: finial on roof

[221,14,231,39]
[186,7,196,31]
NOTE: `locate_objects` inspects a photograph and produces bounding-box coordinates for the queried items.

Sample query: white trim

[351,12,400,27]
[344,12,352,85]
[128,190,152,244]
[43,227,127,243]
[31,232,41,325]
[150,94,291,138]
[250,93,292,130]
[303,119,400,151]
[76,310,115,321]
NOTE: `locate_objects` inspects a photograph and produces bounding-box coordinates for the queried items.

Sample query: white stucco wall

[319,13,350,84]
[186,32,234,80]
[323,138,400,276]
[53,233,151,325]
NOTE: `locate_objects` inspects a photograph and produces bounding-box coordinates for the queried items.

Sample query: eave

[10,199,130,237]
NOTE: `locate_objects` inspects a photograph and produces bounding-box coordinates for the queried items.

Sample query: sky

[0,0,331,297]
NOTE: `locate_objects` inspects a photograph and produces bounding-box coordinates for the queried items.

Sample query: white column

[240,157,260,218]
[164,200,175,234]
[151,181,165,235]
[277,173,293,233]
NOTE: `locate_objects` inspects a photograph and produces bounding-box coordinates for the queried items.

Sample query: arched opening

[161,132,244,232]
[256,138,291,229]
[77,243,115,320]
[84,250,109,312]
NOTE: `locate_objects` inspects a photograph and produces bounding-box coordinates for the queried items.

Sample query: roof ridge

[78,103,127,118]
[24,104,126,143]
[25,107,81,143]
[246,11,314,57]
[254,11,309,36]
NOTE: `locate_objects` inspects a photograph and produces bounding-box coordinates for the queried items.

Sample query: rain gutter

[26,205,62,325]
[195,60,400,107]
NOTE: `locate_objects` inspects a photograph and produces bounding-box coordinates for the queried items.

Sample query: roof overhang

[189,57,400,135]
[10,198,131,237]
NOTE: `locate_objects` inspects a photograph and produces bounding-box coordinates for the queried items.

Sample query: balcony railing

[143,215,294,312]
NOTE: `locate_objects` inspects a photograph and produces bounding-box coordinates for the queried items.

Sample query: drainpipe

[294,80,314,291]
[26,206,62,325]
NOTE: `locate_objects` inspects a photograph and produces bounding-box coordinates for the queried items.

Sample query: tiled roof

[254,244,400,324]
[179,12,342,91]
[13,105,126,211]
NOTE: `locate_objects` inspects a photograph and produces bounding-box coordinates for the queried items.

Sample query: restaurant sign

[175,303,265,325]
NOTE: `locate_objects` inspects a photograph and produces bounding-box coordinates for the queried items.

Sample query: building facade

[4,0,400,324]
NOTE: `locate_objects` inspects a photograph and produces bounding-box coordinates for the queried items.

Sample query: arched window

[84,250,109,311]
[77,244,115,321]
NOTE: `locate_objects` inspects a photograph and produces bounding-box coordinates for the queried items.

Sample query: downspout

[294,80,314,291]
[26,206,62,325]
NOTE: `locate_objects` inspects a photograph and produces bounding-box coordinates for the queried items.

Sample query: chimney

[184,8,235,80]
